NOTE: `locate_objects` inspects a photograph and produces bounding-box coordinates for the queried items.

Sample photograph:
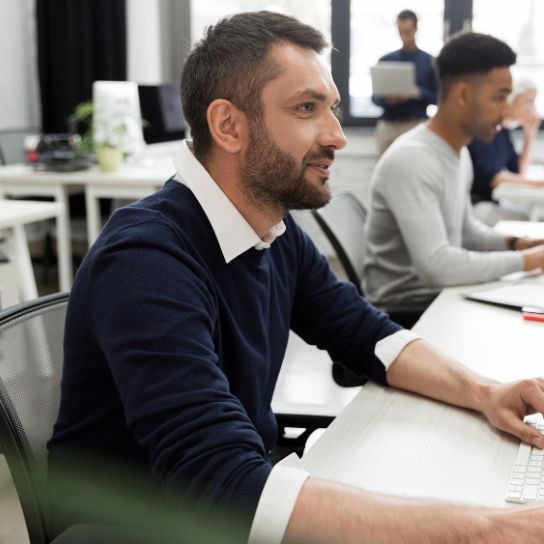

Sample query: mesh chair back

[312,192,367,295]
[0,293,68,544]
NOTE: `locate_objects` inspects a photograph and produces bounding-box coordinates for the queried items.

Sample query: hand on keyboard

[506,419,544,503]
[481,378,544,450]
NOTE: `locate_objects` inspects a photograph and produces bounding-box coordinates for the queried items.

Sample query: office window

[473,0,544,115]
[191,1,331,49]
[349,1,443,118]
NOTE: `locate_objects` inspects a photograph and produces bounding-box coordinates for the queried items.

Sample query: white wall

[127,0,191,85]
[127,0,163,84]
[0,0,41,130]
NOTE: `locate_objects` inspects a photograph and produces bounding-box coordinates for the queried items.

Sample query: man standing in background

[371,9,438,156]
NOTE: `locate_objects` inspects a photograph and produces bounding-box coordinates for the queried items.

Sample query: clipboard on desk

[463,283,544,311]
[370,62,416,96]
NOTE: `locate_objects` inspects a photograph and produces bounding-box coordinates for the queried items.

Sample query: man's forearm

[385,339,495,413]
[283,478,496,544]
[385,339,544,448]
[283,466,544,544]
[492,170,539,187]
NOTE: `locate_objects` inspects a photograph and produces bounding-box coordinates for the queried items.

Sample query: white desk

[272,332,360,419]
[0,199,65,301]
[0,165,78,291]
[495,219,544,238]
[301,268,544,506]
[0,143,179,289]
[83,161,174,244]
[492,183,544,221]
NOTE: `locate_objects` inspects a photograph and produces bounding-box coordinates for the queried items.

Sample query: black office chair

[0,293,68,543]
[312,192,431,385]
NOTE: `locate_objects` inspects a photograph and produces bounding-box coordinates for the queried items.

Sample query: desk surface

[301,263,544,506]
[494,183,544,198]
[272,332,360,418]
[0,161,175,187]
[0,141,179,187]
[495,220,544,238]
[0,199,64,228]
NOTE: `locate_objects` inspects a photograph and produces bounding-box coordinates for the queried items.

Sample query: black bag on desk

[35,133,90,172]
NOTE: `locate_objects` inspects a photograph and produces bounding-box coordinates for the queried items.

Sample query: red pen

[522,306,544,323]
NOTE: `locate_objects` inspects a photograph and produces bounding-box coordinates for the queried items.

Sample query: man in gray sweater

[364,32,544,307]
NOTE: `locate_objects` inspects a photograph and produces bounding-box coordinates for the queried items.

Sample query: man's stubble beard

[239,118,333,216]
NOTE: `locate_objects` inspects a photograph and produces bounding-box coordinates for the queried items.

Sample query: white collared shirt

[172,140,420,543]
[173,140,285,262]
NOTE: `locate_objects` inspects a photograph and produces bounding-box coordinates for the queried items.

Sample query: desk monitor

[370,62,416,96]
[463,283,544,310]
[92,81,145,157]
[138,84,186,144]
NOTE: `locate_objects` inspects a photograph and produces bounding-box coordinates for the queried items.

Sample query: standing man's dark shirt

[372,48,438,121]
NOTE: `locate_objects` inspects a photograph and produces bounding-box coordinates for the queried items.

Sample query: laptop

[463,283,544,311]
[370,62,416,96]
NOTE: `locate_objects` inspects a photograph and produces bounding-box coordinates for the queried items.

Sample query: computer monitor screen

[92,81,145,156]
[138,84,186,144]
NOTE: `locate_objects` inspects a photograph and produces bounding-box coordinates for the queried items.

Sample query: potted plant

[70,100,144,172]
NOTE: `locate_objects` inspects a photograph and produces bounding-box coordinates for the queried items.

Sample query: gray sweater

[363,124,523,305]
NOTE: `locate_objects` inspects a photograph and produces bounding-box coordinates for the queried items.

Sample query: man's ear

[452,80,472,109]
[206,99,248,154]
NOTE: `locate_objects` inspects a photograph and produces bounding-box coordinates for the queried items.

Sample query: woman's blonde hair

[509,79,538,103]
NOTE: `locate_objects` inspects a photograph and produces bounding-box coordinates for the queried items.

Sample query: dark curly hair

[435,32,516,99]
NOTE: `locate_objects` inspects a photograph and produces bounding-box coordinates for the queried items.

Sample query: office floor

[0,456,29,544]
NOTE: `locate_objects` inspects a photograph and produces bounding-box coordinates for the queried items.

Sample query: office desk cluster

[0,142,178,298]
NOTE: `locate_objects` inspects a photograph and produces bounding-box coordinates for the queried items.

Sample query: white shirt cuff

[248,459,309,544]
[375,329,421,370]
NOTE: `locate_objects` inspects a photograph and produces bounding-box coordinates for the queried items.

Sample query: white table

[272,332,360,419]
[0,142,179,289]
[0,199,65,301]
[0,165,79,291]
[83,161,174,244]
[492,183,544,221]
[300,216,544,507]
[301,277,544,505]
[495,219,544,238]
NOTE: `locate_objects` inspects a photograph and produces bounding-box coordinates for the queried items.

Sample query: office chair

[311,192,430,385]
[0,127,40,165]
[0,292,68,544]
[0,293,157,544]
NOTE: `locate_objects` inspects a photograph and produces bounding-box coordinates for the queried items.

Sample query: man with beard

[49,13,544,544]
[364,32,544,309]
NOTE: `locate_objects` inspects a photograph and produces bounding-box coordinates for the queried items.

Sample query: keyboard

[506,420,544,503]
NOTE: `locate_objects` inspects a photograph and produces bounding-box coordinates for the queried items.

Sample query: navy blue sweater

[48,179,401,535]
[468,128,519,203]
[371,47,438,120]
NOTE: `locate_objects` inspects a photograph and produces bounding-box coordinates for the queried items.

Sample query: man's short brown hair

[181,11,327,160]
[397,9,417,27]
